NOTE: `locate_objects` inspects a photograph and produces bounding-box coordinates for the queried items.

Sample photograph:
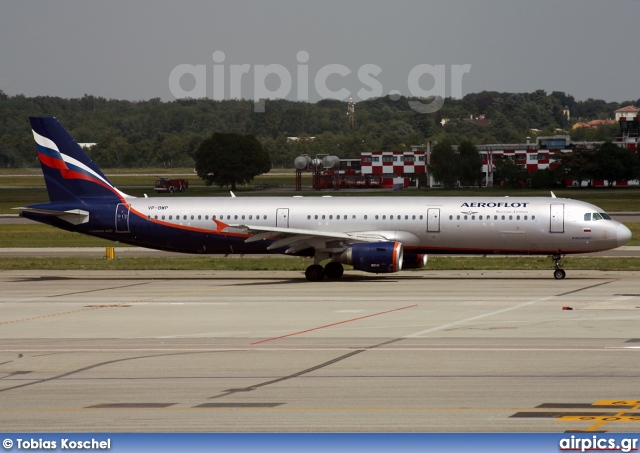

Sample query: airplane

[17,116,632,281]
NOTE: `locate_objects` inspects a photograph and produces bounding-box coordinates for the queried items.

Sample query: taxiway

[1,269,639,432]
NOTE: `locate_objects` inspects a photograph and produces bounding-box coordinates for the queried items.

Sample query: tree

[429,140,459,188]
[457,140,482,186]
[592,142,638,186]
[195,132,271,190]
[494,156,527,188]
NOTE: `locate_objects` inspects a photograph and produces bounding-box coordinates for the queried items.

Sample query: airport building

[302,110,639,189]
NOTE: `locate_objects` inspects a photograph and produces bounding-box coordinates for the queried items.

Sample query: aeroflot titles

[461,202,529,208]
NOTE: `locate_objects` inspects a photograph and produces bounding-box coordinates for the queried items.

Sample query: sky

[1,0,639,104]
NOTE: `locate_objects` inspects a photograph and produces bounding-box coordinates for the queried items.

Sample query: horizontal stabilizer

[15,207,90,225]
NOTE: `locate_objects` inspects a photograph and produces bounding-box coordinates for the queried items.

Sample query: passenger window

[501,215,505,220]
[390,215,393,220]
[405,215,408,220]
[169,215,172,220]
[307,215,311,220]
[205,215,209,220]
[494,215,497,220]
[471,215,475,220]
[147,215,150,220]
[322,215,326,220]
[464,215,468,220]
[227,215,231,220]
[154,215,158,220]
[524,215,528,220]
[242,215,245,220]
[517,215,520,220]
[412,215,416,220]
[584,213,591,221]
[249,215,252,220]
[383,215,386,220]
[315,215,318,220]
[449,215,453,220]
[457,215,460,220]
[162,215,165,220]
[329,215,333,220]
[212,215,216,220]
[479,215,482,220]
[532,215,536,220]
[509,215,513,220]
[352,215,356,219]
[191,215,194,220]
[264,216,267,220]
[420,215,423,220]
[375,215,379,220]
[198,215,201,220]
[364,215,368,220]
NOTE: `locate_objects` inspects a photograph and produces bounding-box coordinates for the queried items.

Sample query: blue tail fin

[30,116,129,202]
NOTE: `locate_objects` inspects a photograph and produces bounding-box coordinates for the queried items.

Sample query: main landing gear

[552,253,566,279]
[305,262,344,282]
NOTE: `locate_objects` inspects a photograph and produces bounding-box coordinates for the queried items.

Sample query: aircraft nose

[617,223,632,247]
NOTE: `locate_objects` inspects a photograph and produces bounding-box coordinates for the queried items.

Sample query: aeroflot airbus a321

[18,116,632,281]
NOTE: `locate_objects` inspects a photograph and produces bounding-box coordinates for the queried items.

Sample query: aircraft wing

[229,224,389,254]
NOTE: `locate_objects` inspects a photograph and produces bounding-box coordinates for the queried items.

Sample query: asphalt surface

[1,269,639,432]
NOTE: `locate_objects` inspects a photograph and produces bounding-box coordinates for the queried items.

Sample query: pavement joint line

[0,304,126,326]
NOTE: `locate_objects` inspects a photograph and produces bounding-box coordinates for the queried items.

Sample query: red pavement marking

[250,304,418,345]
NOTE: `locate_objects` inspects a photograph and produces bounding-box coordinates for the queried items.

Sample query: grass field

[2,167,640,213]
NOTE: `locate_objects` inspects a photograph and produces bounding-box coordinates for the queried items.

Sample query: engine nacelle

[403,253,428,269]
[335,241,403,274]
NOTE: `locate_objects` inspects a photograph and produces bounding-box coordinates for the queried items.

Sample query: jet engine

[402,253,428,269]
[335,241,403,274]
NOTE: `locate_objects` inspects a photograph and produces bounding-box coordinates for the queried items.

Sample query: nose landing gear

[552,254,566,279]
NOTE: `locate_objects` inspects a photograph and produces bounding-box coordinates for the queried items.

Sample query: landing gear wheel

[305,264,325,282]
[554,269,566,280]
[169,186,174,193]
[324,262,344,280]
[552,253,566,279]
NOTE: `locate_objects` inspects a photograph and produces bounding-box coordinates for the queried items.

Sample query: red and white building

[360,150,427,188]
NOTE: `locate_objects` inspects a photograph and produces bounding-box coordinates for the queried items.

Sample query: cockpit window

[592,213,603,221]
[600,212,611,220]
[584,213,591,221]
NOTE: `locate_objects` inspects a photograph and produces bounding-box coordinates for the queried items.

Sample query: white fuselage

[124,195,630,255]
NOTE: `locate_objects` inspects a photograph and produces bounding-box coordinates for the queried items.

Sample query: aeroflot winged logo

[461,202,530,208]
[32,129,127,201]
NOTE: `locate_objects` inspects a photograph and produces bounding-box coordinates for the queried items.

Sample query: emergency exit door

[276,208,289,228]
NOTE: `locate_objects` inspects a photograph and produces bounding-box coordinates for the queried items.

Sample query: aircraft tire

[169,187,174,193]
[554,269,566,280]
[305,264,325,282]
[324,262,344,280]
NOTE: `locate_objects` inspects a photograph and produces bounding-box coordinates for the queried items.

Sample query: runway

[1,269,639,432]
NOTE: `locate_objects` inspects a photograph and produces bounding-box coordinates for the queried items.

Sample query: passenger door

[550,204,564,233]
[115,203,130,233]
